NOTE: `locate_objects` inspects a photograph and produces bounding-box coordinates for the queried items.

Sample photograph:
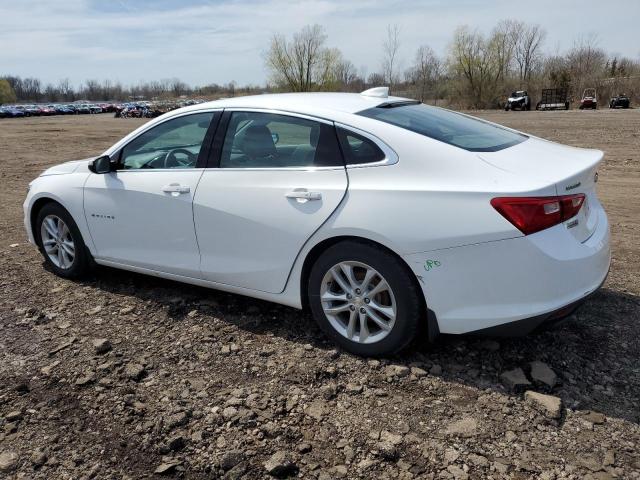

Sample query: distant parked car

[505,90,530,111]
[75,104,91,114]
[0,107,7,118]
[55,105,75,115]
[23,105,43,116]
[1,106,26,118]
[579,89,597,110]
[609,93,631,109]
[88,104,103,114]
[41,105,57,116]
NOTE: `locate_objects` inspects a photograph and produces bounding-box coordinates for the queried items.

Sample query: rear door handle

[285,190,322,202]
[162,183,190,196]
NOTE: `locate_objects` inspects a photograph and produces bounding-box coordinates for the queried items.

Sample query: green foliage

[0,79,17,104]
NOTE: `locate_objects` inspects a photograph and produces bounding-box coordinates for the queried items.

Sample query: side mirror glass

[271,132,279,144]
[89,155,113,174]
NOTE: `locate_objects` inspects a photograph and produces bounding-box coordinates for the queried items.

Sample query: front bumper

[403,202,611,335]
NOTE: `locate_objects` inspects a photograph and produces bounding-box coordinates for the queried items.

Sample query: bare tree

[407,45,441,102]
[381,24,401,89]
[265,24,337,91]
[513,22,546,86]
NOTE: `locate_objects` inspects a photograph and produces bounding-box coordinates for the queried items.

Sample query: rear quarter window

[358,103,527,152]
[337,129,385,165]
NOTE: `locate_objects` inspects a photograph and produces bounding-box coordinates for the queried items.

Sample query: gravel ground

[0,110,639,479]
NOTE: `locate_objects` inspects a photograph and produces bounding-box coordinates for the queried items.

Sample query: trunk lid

[479,137,602,242]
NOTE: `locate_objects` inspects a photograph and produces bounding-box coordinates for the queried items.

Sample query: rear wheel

[308,241,422,356]
[35,203,91,278]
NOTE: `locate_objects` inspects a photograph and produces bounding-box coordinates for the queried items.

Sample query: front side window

[120,112,214,169]
[219,112,342,168]
[358,103,527,152]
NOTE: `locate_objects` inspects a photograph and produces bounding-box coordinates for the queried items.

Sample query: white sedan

[24,88,611,356]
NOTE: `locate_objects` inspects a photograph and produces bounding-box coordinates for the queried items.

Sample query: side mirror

[89,155,113,174]
[271,132,279,144]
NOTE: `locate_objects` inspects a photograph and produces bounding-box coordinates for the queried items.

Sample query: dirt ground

[0,110,638,479]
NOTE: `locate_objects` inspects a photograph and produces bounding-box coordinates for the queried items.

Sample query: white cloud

[1,0,638,87]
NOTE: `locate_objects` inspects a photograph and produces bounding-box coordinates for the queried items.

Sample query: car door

[193,110,348,293]
[84,111,220,277]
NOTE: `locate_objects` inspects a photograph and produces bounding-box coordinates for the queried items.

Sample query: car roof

[179,92,412,117]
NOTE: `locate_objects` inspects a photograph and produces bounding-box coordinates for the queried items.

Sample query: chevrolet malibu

[24,88,610,356]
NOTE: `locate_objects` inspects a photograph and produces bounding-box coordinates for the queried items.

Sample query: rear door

[193,110,348,293]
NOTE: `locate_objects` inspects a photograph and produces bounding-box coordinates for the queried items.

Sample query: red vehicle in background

[580,88,597,109]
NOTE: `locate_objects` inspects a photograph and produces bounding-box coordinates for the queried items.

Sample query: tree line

[264,22,640,108]
[2,19,639,108]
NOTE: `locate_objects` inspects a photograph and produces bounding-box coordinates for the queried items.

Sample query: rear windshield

[358,103,527,152]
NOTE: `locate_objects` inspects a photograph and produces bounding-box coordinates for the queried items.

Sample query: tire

[307,240,422,356]
[35,202,91,279]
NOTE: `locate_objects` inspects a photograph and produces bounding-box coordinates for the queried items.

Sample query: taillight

[491,194,585,235]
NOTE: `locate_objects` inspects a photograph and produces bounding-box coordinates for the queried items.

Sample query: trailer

[536,88,570,110]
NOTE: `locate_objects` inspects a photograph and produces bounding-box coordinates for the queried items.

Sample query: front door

[84,111,218,277]
[194,110,348,293]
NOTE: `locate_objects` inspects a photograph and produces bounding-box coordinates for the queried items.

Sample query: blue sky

[1,0,639,89]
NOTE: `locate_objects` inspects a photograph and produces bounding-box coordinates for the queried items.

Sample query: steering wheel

[164,148,196,168]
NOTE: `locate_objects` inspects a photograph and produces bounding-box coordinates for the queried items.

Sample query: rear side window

[358,103,527,152]
[337,129,385,165]
[220,112,343,168]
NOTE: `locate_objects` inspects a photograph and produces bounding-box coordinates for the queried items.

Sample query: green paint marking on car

[424,260,441,271]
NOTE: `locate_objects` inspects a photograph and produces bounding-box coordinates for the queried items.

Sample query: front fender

[24,172,95,254]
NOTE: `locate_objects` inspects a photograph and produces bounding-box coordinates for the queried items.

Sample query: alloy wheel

[40,214,75,269]
[320,261,397,344]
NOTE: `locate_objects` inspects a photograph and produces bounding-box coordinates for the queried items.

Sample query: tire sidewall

[308,241,421,357]
[35,203,89,278]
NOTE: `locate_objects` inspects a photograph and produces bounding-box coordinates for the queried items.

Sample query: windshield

[358,103,527,152]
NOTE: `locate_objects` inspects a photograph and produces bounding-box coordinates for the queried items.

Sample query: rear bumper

[403,201,611,335]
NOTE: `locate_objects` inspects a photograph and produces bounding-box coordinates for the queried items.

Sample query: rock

[447,465,469,480]
[444,416,478,437]
[524,391,563,419]
[41,361,60,376]
[411,367,427,377]
[385,365,410,378]
[583,411,606,424]
[530,361,557,388]
[297,442,312,454]
[165,411,189,430]
[120,306,135,315]
[603,449,615,466]
[167,435,185,451]
[5,410,22,422]
[305,400,325,420]
[429,364,442,375]
[75,372,96,386]
[154,460,181,474]
[380,430,403,445]
[375,441,399,461]
[500,368,531,390]
[222,406,238,420]
[264,451,298,477]
[444,448,460,463]
[220,450,245,471]
[468,453,489,467]
[345,383,363,394]
[92,338,112,355]
[30,449,47,467]
[86,306,102,315]
[125,363,146,381]
[0,451,19,473]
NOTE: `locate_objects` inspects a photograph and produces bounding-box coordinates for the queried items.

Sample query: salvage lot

[0,110,639,478]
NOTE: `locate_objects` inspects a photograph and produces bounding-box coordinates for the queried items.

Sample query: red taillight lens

[491,194,585,235]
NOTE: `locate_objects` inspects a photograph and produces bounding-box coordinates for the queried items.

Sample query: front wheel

[308,241,422,356]
[36,203,91,278]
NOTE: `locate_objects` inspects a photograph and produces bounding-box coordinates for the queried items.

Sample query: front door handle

[285,190,322,203]
[162,183,190,196]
